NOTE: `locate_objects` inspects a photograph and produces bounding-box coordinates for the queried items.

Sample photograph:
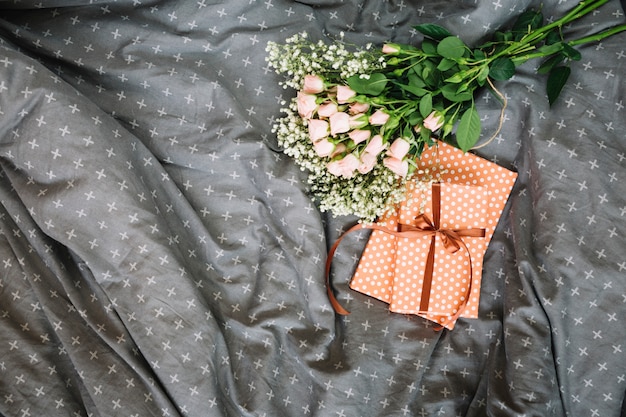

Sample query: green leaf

[493,31,512,43]
[441,84,473,102]
[545,29,562,45]
[512,9,543,37]
[437,58,458,72]
[477,65,490,84]
[422,66,432,82]
[562,44,581,61]
[421,40,437,55]
[437,36,467,60]
[396,82,429,97]
[347,73,388,96]
[537,53,565,75]
[414,24,452,41]
[408,70,426,88]
[408,111,422,126]
[420,124,431,142]
[473,49,486,61]
[419,94,433,118]
[489,57,516,80]
[456,105,481,152]
[547,65,571,106]
[422,60,442,88]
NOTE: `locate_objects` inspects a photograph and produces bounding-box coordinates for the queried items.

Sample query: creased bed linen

[0,1,625,416]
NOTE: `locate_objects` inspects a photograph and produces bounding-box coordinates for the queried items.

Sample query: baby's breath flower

[266,32,384,91]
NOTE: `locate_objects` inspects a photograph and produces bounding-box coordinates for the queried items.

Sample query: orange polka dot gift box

[348,140,518,330]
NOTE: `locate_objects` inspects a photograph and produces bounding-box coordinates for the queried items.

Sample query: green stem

[393,48,441,64]
[568,24,626,46]
[571,0,611,21]
[509,52,548,66]
[514,0,608,47]
[511,23,626,65]
[487,0,617,67]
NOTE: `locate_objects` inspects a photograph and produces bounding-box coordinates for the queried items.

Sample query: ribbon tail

[325,223,371,315]
[325,221,432,316]
[437,238,475,329]
[327,284,350,315]
[419,236,436,312]
[324,224,351,315]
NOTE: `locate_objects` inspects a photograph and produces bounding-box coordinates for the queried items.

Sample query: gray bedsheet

[1,1,625,416]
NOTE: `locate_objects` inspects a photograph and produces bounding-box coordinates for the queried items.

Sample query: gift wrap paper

[350,141,518,329]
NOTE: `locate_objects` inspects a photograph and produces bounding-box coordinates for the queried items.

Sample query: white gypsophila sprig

[307,163,406,221]
[266,32,384,90]
[272,101,328,175]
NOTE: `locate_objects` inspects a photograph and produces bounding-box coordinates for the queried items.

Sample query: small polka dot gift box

[349,141,518,330]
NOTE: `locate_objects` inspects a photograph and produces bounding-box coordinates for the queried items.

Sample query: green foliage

[511,9,543,39]
[547,66,571,106]
[537,53,565,74]
[489,57,515,80]
[342,2,622,156]
[414,24,452,41]
[437,36,467,60]
[545,29,563,45]
[477,65,490,84]
[419,94,433,118]
[437,58,458,72]
[456,105,481,152]
[441,84,473,102]
[561,43,582,61]
[347,73,388,96]
[396,80,428,97]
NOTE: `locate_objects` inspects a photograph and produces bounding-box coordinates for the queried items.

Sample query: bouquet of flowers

[266,0,625,222]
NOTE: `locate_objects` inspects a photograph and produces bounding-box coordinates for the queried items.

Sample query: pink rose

[349,113,368,129]
[308,119,329,142]
[358,152,377,174]
[348,129,371,145]
[327,154,360,178]
[423,111,444,132]
[387,138,410,160]
[297,92,317,120]
[364,134,386,156]
[382,43,400,54]
[302,75,325,94]
[383,157,409,177]
[331,143,347,157]
[349,102,370,114]
[313,138,335,157]
[329,112,350,136]
[317,102,338,118]
[368,109,390,126]
[336,85,356,103]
